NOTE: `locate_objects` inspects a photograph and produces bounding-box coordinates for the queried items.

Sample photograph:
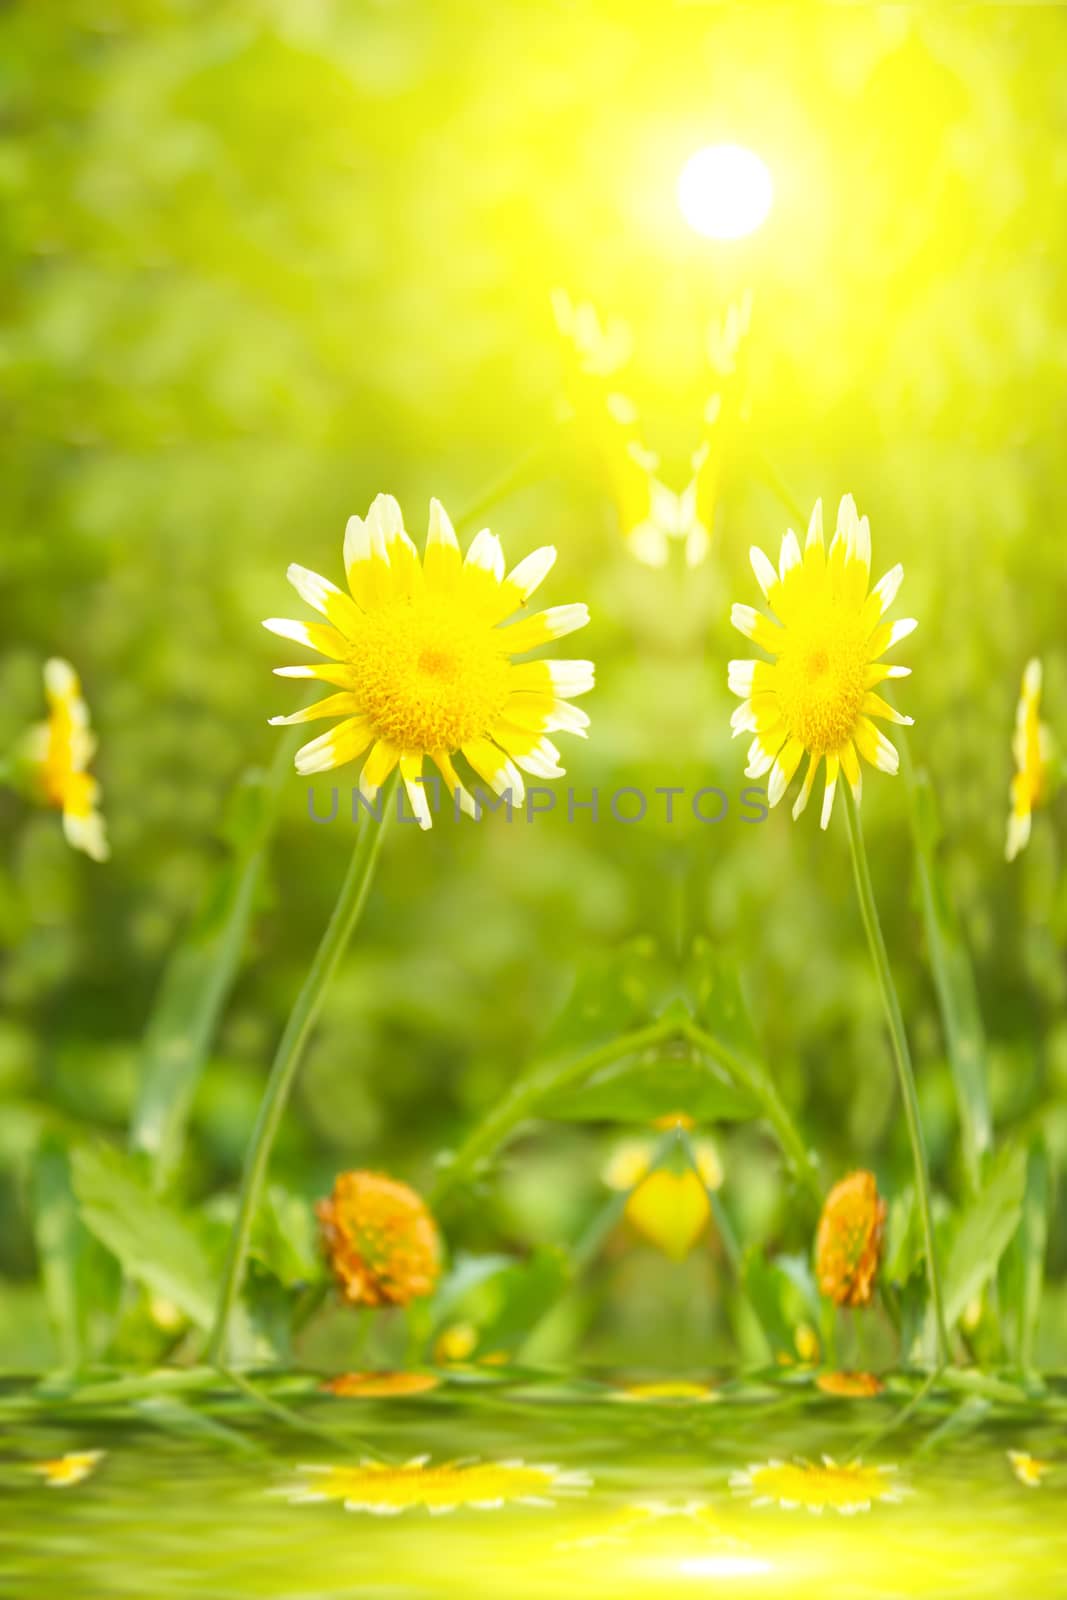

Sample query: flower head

[816,1370,885,1398]
[815,1170,886,1309]
[23,660,108,861]
[30,1450,105,1488]
[321,1371,440,1399]
[729,496,915,828]
[1006,659,1053,861]
[282,1457,591,1515]
[317,1170,441,1309]
[265,496,593,827]
[1008,1450,1052,1488]
[730,1457,903,1515]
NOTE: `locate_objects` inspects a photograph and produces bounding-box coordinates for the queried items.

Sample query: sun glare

[677,143,773,240]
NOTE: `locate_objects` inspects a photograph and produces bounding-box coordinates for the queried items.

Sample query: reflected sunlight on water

[2,1373,1065,1598]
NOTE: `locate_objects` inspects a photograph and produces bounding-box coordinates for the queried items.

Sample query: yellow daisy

[729,495,916,828]
[1006,659,1052,862]
[265,495,593,827]
[282,1457,592,1515]
[30,1450,105,1488]
[730,1456,904,1515]
[1007,1450,1052,1488]
[24,659,108,861]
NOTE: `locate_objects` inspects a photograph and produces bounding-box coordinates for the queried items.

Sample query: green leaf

[430,1248,569,1355]
[129,738,295,1189]
[546,1050,756,1123]
[935,1146,1027,1334]
[31,1137,118,1367]
[71,1143,218,1330]
[1000,1142,1050,1370]
[907,764,993,1192]
[249,1185,319,1286]
[740,1248,795,1359]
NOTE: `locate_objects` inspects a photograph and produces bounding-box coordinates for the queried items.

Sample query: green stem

[841,784,950,1366]
[431,1019,675,1208]
[682,1023,822,1205]
[207,776,397,1364]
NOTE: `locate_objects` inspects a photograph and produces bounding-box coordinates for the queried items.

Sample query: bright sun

[677,144,773,241]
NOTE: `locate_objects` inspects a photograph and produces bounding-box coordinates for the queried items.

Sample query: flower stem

[207,776,396,1364]
[430,1019,676,1208]
[841,784,950,1365]
[682,1022,822,1206]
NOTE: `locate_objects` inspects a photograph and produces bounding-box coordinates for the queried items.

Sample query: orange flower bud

[815,1169,886,1308]
[317,1170,441,1309]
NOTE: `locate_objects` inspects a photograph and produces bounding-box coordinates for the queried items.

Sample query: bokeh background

[1,2,1065,1372]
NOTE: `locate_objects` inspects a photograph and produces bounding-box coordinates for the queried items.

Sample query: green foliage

[71,1143,220,1331]
[130,743,295,1189]
[935,1146,1028,1336]
[0,2,1065,1376]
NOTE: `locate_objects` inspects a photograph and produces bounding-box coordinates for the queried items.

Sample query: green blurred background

[1,2,1065,1372]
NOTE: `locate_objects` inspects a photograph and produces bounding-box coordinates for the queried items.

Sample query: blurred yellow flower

[731,1456,904,1515]
[24,659,108,861]
[265,495,592,827]
[602,1125,722,1262]
[815,1170,886,1309]
[1007,1450,1051,1488]
[30,1450,105,1488]
[615,1380,717,1403]
[433,1321,478,1364]
[729,495,915,829]
[1006,658,1052,861]
[321,1371,440,1398]
[283,1457,591,1514]
[816,1370,885,1398]
[316,1170,441,1309]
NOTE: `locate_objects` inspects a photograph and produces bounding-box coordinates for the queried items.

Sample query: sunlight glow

[677,1554,774,1578]
[677,144,773,240]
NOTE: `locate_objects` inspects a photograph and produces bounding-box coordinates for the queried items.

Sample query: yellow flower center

[773,605,868,756]
[345,596,511,752]
[309,1460,558,1510]
[746,1460,895,1511]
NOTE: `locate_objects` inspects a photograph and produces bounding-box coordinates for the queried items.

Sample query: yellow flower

[1007,1450,1051,1488]
[615,1380,717,1403]
[321,1371,440,1398]
[816,1370,885,1398]
[1006,659,1052,861]
[729,495,916,828]
[815,1170,887,1309]
[316,1170,441,1309]
[282,1457,591,1515]
[730,1457,904,1515]
[602,1126,722,1262]
[24,659,108,861]
[265,495,593,827]
[433,1321,478,1364]
[30,1450,105,1488]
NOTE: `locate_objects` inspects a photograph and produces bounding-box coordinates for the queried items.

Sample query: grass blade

[130,732,296,1188]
